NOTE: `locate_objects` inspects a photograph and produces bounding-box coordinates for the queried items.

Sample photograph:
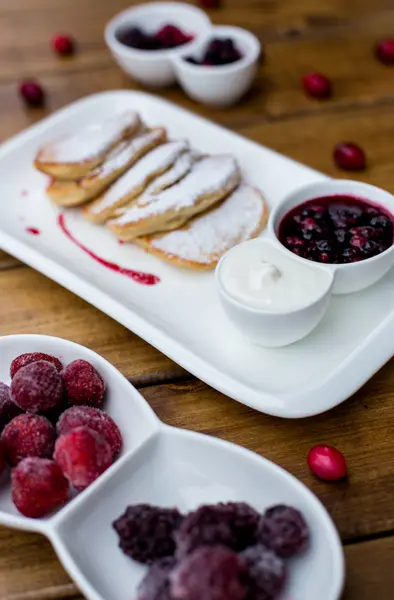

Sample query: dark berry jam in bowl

[105,3,211,87]
[172,25,261,107]
[269,180,394,295]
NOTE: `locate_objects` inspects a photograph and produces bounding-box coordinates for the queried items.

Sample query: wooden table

[1,0,394,597]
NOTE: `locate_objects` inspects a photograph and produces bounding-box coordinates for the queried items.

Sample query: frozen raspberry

[302,72,332,99]
[10,352,63,378]
[57,406,122,458]
[54,426,112,490]
[62,360,106,408]
[2,413,55,466]
[12,457,69,518]
[138,557,176,600]
[113,504,183,564]
[0,439,5,477]
[52,33,75,56]
[0,382,21,432]
[257,505,309,558]
[176,502,260,558]
[11,360,63,413]
[18,80,45,107]
[241,545,286,600]
[170,546,247,600]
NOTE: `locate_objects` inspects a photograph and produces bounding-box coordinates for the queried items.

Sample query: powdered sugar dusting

[38,111,140,163]
[90,141,189,214]
[115,155,238,226]
[148,185,265,264]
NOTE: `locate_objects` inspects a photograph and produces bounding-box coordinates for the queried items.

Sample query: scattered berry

[302,72,332,99]
[11,360,63,413]
[54,426,112,490]
[52,33,75,56]
[18,80,45,107]
[113,504,184,564]
[0,382,21,432]
[175,502,259,558]
[62,360,106,408]
[333,142,366,171]
[57,405,122,458]
[11,457,69,518]
[10,352,62,378]
[186,38,242,66]
[307,445,347,481]
[1,413,55,466]
[375,39,394,65]
[241,544,286,600]
[0,439,5,477]
[258,505,309,558]
[137,557,176,600]
[170,546,247,600]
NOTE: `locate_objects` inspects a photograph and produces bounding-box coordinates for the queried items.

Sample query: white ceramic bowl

[105,2,211,87]
[270,179,394,295]
[216,238,334,348]
[172,25,261,107]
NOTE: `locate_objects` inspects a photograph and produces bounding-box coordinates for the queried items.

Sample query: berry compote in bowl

[172,25,261,107]
[105,2,211,87]
[269,180,394,294]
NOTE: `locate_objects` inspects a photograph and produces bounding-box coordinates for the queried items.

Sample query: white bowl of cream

[216,238,334,348]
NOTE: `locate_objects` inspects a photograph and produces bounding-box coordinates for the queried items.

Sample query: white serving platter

[0,90,393,418]
[0,334,344,600]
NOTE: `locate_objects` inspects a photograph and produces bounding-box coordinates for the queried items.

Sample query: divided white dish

[0,334,344,600]
[0,90,393,418]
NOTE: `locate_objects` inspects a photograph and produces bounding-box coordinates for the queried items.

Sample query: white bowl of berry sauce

[172,25,261,107]
[105,2,211,87]
[269,179,394,295]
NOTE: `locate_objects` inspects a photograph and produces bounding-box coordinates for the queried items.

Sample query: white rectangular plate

[0,90,393,418]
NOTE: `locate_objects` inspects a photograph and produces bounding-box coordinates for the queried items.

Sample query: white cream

[220,240,329,312]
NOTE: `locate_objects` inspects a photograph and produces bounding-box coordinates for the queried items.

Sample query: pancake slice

[34,111,142,180]
[133,186,268,269]
[46,129,166,207]
[108,155,241,241]
[83,140,189,224]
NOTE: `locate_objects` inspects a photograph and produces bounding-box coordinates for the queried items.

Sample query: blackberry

[113,504,183,564]
[241,545,286,600]
[175,502,259,558]
[257,505,309,558]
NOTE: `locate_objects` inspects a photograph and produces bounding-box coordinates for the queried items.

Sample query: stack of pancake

[34,111,268,269]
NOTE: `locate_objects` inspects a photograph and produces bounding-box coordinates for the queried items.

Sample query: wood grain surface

[0,0,394,597]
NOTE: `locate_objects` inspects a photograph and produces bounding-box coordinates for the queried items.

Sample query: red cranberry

[2,413,56,466]
[11,360,64,413]
[12,457,69,517]
[307,445,347,481]
[155,25,193,49]
[18,80,45,107]
[10,352,62,378]
[62,359,106,408]
[0,382,21,432]
[302,72,332,99]
[375,39,394,65]
[333,142,366,171]
[52,34,75,56]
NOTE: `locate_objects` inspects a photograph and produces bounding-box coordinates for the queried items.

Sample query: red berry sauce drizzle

[279,195,394,264]
[57,213,160,285]
[26,227,40,235]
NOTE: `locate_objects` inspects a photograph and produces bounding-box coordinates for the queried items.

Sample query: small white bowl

[105,2,211,88]
[269,179,394,295]
[216,238,334,348]
[172,25,261,107]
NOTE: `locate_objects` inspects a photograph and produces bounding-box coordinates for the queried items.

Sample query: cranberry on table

[11,360,64,412]
[54,425,112,490]
[302,72,332,99]
[52,33,75,56]
[0,382,21,432]
[375,39,394,64]
[57,405,122,458]
[307,445,347,481]
[258,504,309,558]
[333,142,366,171]
[18,80,45,107]
[62,359,106,408]
[241,544,286,600]
[10,352,62,378]
[12,457,69,518]
[1,413,56,466]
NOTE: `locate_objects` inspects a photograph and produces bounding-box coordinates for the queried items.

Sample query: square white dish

[0,334,344,600]
[0,90,393,418]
